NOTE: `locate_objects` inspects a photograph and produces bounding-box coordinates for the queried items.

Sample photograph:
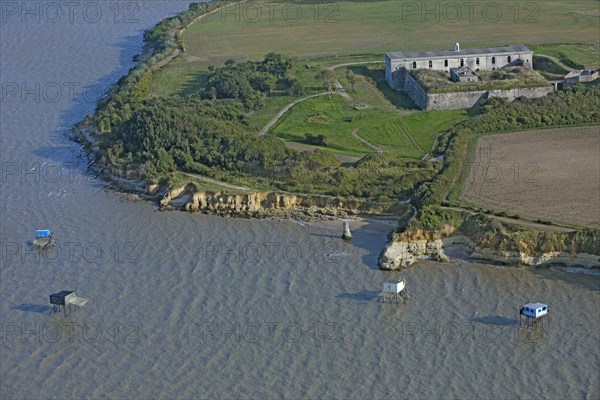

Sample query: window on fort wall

[476,58,480,65]
[413,62,417,69]
[460,59,464,67]
[492,57,496,64]
[444,60,448,67]
[429,61,432,68]
[508,56,512,63]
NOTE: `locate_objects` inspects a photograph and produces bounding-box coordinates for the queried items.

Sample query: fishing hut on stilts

[49,291,90,316]
[33,229,55,250]
[377,276,410,304]
[519,302,549,329]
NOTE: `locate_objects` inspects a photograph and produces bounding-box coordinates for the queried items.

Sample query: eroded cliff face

[378,228,450,269]
[158,183,368,218]
[74,120,388,219]
[379,229,600,270]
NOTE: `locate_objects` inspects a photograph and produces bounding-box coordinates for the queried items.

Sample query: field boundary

[447,123,600,204]
[446,124,600,229]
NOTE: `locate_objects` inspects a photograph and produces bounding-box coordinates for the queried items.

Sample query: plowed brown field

[460,126,600,227]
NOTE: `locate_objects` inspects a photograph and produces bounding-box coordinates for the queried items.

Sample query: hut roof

[385,278,404,284]
[524,302,547,309]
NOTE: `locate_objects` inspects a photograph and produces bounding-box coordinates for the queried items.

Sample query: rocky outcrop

[158,182,371,218]
[379,231,600,270]
[378,229,450,269]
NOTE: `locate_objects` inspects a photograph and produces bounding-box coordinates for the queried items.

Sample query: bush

[287,79,306,96]
[304,133,329,147]
[203,54,293,110]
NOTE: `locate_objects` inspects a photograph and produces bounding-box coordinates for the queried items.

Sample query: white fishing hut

[519,302,549,327]
[383,278,405,293]
[377,277,409,304]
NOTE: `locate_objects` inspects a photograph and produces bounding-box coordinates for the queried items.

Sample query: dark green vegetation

[99,86,441,206]
[203,53,293,110]
[411,67,550,94]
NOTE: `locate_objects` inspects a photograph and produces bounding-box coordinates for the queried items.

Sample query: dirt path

[259,61,381,136]
[151,49,180,71]
[326,61,381,71]
[350,126,382,152]
[150,2,244,72]
[441,206,577,233]
[179,172,250,191]
[258,92,330,136]
[327,61,381,102]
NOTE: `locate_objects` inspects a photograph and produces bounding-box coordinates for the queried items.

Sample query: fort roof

[386,45,532,61]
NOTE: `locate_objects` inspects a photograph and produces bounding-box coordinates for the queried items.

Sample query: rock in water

[342,222,352,240]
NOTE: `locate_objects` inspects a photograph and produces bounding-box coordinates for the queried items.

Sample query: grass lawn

[269,95,393,155]
[183,0,599,68]
[531,43,600,69]
[359,110,468,159]
[151,58,209,97]
[335,64,416,111]
[532,55,572,80]
[346,65,418,109]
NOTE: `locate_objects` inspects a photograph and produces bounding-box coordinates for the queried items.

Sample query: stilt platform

[377,290,410,304]
[49,290,90,316]
[377,276,410,304]
[33,229,55,250]
[519,302,549,329]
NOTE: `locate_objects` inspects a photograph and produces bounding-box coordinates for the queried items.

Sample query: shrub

[304,133,329,147]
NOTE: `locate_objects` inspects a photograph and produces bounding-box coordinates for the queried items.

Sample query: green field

[359,110,468,159]
[151,58,209,97]
[531,43,600,69]
[183,0,599,67]
[155,0,599,97]
[269,95,387,155]
[269,93,466,159]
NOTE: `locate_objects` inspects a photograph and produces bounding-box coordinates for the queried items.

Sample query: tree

[251,73,277,94]
[305,133,329,147]
[155,148,177,175]
[287,79,306,96]
[317,69,336,97]
[346,70,357,91]
[261,52,292,78]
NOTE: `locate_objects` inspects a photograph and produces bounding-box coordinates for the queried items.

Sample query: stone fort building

[384,44,552,110]
[385,43,533,88]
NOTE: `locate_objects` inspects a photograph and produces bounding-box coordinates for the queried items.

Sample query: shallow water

[1,2,599,399]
